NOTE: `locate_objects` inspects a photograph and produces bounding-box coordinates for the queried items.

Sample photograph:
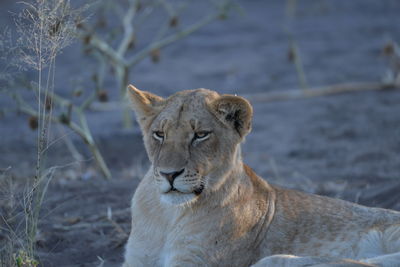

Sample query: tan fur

[123,86,400,267]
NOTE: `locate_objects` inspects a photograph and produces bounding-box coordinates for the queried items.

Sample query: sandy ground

[1,0,400,266]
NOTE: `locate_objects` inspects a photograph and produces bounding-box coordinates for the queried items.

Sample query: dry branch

[243,81,399,103]
[88,81,400,112]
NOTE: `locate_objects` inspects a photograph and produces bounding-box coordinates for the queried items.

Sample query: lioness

[123,85,400,267]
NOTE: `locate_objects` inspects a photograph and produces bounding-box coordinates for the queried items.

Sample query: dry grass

[1,1,88,265]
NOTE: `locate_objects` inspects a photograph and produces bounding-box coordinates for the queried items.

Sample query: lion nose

[160,169,185,185]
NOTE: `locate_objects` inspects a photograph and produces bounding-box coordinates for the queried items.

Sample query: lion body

[123,87,400,267]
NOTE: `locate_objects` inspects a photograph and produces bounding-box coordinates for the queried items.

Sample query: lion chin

[160,191,198,206]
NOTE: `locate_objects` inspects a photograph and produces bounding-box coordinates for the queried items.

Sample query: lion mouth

[165,184,204,195]
[193,184,204,195]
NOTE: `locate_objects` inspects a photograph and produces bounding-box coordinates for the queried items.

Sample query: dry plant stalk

[1,0,90,265]
[7,0,111,178]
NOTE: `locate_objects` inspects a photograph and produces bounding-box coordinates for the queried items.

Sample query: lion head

[128,85,253,206]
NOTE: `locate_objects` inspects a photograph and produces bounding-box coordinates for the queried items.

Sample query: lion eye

[194,131,210,141]
[153,131,164,141]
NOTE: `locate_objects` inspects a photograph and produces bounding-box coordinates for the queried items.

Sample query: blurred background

[0,0,400,266]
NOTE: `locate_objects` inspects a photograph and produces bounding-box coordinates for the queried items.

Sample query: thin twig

[117,0,138,55]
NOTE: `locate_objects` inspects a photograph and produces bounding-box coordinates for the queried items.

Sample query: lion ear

[209,95,253,138]
[127,84,165,118]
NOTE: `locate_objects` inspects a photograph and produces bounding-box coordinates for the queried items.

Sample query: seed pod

[169,16,179,27]
[59,113,70,124]
[73,89,83,97]
[383,42,394,56]
[83,34,92,45]
[287,46,295,62]
[150,49,160,63]
[98,90,108,102]
[29,116,38,130]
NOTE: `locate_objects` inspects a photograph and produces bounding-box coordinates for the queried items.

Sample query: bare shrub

[78,0,235,127]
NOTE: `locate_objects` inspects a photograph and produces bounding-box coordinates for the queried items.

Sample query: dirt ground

[1,0,400,266]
